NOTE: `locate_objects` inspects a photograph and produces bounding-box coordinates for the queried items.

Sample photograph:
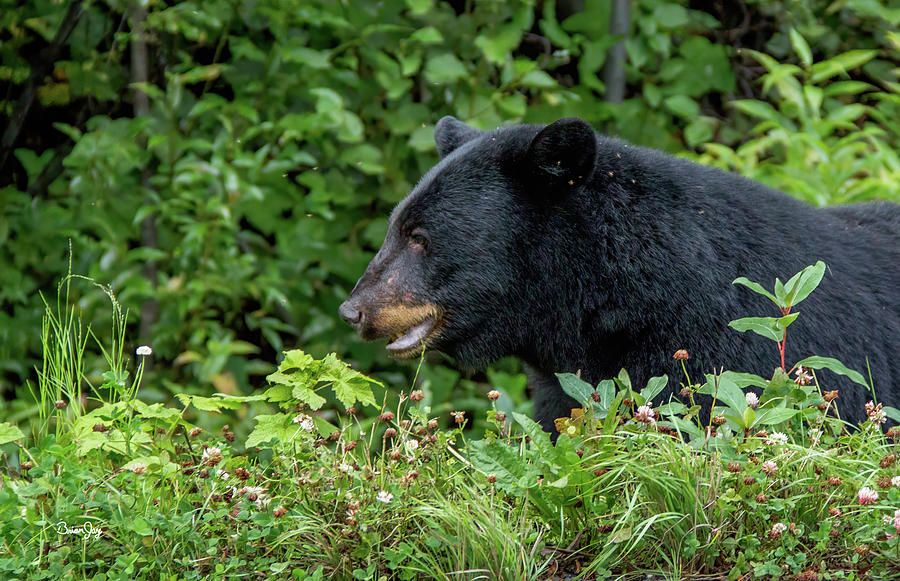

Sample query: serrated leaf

[424,53,468,84]
[291,385,327,410]
[794,356,870,388]
[467,438,539,494]
[246,413,306,448]
[0,422,25,445]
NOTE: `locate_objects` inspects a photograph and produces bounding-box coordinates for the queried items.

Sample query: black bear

[339,117,900,434]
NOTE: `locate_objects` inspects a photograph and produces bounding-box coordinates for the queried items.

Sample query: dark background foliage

[1,0,898,432]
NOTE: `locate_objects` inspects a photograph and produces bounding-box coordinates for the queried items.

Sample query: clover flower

[857,487,879,505]
[745,392,759,409]
[292,414,315,433]
[793,365,812,386]
[769,522,787,538]
[761,460,778,476]
[376,490,393,504]
[865,401,886,425]
[766,432,788,446]
[634,404,656,424]
[136,345,152,356]
[201,446,222,466]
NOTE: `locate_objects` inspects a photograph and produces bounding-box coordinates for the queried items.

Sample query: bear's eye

[409,228,429,252]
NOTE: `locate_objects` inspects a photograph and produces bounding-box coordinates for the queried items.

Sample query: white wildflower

[766,432,788,446]
[376,490,393,504]
[136,345,152,356]
[745,392,759,408]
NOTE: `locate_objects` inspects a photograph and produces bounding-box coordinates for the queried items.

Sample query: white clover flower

[634,404,656,424]
[292,414,315,433]
[808,429,822,445]
[761,460,778,475]
[136,345,153,356]
[769,522,787,538]
[338,463,353,474]
[376,490,393,504]
[892,476,900,488]
[858,487,879,505]
[404,440,419,454]
[745,392,759,409]
[217,469,229,480]
[128,462,147,475]
[766,432,788,446]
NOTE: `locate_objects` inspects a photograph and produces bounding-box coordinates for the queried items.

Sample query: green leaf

[557,373,595,405]
[782,261,825,308]
[793,356,870,388]
[653,4,689,28]
[663,94,699,119]
[519,70,556,88]
[409,27,443,44]
[246,413,306,448]
[467,438,540,494]
[727,317,783,342]
[424,53,468,84]
[789,28,812,68]
[810,50,878,83]
[730,100,780,123]
[753,407,797,426]
[732,276,778,304]
[0,422,25,445]
[319,353,380,409]
[640,375,668,403]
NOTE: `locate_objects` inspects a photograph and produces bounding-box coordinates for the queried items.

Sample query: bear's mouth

[386,315,439,357]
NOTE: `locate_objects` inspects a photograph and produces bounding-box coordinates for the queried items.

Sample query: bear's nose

[338,301,363,327]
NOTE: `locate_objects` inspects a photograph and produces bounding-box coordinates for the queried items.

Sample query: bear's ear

[435,116,481,158]
[525,118,597,188]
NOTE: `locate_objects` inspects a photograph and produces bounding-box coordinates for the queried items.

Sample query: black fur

[346,117,900,434]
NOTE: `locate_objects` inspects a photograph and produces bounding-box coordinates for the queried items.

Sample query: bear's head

[339,117,599,367]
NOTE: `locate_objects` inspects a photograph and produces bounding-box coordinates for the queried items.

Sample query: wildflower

[793,366,812,386]
[879,476,892,489]
[828,507,842,517]
[679,387,691,398]
[807,429,822,445]
[769,522,787,538]
[487,390,501,401]
[404,440,419,454]
[216,469,229,480]
[376,490,393,503]
[756,493,767,503]
[273,506,288,517]
[893,509,900,534]
[427,418,439,430]
[338,463,353,474]
[384,427,397,438]
[892,476,900,488]
[451,410,466,425]
[673,349,689,360]
[857,487,879,505]
[292,414,315,433]
[761,460,778,476]
[591,392,602,402]
[189,427,202,438]
[378,411,395,422]
[54,400,67,409]
[880,454,896,468]
[410,390,424,402]
[823,390,838,402]
[712,415,726,426]
[128,463,146,475]
[745,392,759,409]
[634,404,655,424]
[865,401,886,425]
[486,474,497,483]
[766,432,788,446]
[202,446,222,466]
[495,411,506,423]
[726,461,741,473]
[136,345,152,356]
[827,475,842,486]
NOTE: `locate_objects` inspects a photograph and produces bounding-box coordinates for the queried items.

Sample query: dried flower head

[128,463,147,475]
[202,447,222,466]
[823,390,839,402]
[486,474,497,483]
[383,427,397,439]
[378,411,395,423]
[451,411,466,425]
[410,390,424,402]
[880,454,896,468]
[487,390,501,401]
[727,461,741,473]
[673,349,689,360]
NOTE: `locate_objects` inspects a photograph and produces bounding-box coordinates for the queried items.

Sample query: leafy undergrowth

[3,346,900,581]
[3,267,900,580]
